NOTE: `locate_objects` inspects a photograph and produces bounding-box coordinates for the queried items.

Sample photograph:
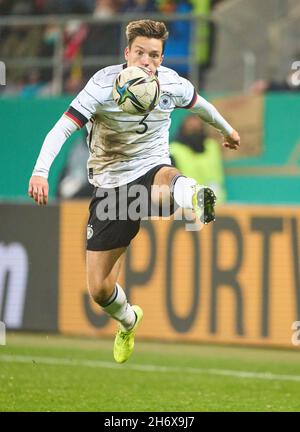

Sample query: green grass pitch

[1,333,300,412]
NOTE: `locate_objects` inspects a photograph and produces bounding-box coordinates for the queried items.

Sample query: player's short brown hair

[126,20,169,52]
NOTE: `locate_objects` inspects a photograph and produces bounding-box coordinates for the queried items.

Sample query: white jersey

[67,64,196,188]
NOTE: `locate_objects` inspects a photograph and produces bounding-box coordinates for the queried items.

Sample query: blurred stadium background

[1,0,300,412]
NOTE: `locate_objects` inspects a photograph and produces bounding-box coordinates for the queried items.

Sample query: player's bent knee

[88,278,115,306]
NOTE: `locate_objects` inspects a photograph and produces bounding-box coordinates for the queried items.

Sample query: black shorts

[86,164,177,251]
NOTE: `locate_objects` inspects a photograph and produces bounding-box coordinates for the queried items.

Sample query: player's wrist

[223,126,234,138]
[32,170,49,180]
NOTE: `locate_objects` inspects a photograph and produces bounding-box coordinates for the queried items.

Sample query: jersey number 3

[136,114,149,134]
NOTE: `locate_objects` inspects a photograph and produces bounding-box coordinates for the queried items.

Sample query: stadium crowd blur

[0,0,223,96]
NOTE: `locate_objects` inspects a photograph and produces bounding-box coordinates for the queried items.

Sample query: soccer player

[28,20,240,364]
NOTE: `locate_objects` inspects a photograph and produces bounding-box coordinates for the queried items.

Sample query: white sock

[173,176,197,209]
[102,283,136,331]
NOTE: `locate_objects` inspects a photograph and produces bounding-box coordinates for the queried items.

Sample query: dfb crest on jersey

[159,92,172,110]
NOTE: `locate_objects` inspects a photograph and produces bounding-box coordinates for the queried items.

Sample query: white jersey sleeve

[32,115,78,178]
[65,68,111,127]
[172,75,197,109]
[191,94,233,136]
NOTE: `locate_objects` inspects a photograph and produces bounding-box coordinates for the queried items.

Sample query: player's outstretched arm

[28,175,49,206]
[191,94,240,150]
[28,115,79,206]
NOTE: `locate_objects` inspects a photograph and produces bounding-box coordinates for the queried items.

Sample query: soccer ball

[113,66,160,115]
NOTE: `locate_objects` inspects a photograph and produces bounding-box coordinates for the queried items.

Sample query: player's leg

[87,247,127,309]
[152,165,216,224]
[151,165,180,206]
[87,247,143,363]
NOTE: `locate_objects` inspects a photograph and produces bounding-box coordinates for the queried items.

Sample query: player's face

[125,36,164,73]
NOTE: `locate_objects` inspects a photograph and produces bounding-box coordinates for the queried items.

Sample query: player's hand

[222,129,240,150]
[28,175,49,206]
